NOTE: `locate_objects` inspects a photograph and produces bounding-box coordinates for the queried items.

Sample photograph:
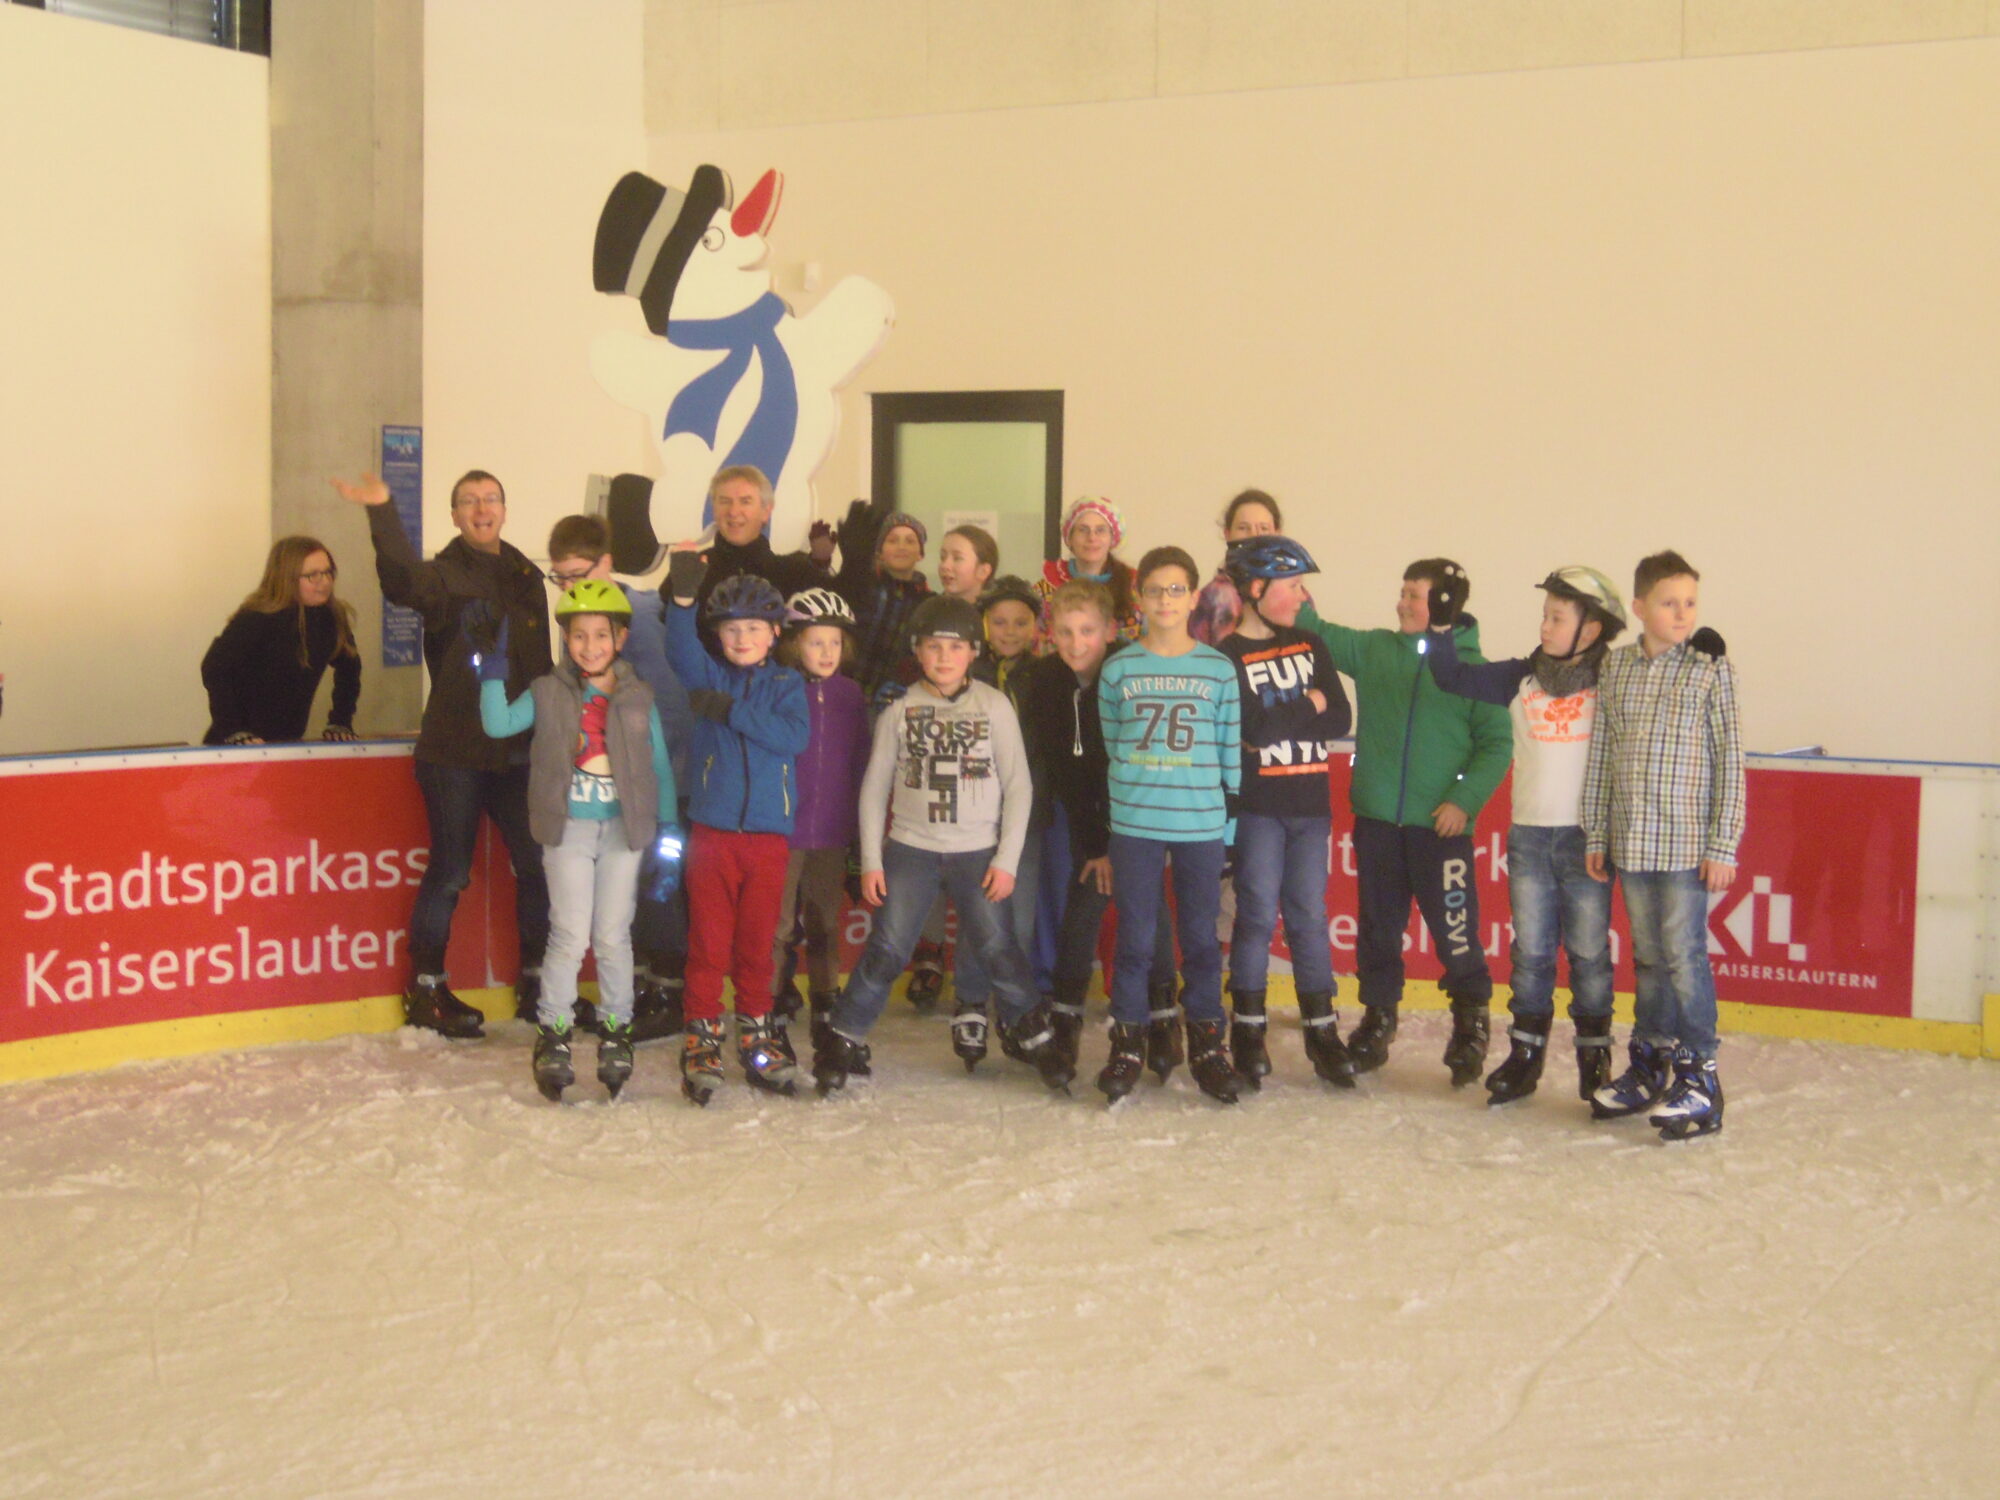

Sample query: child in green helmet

[477,578,679,1104]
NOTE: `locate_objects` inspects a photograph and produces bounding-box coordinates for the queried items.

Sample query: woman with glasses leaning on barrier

[200,536,362,746]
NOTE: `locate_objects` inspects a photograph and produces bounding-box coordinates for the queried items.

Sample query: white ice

[3,1011,1996,1498]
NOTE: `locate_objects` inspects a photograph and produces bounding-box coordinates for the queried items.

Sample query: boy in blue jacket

[664,552,812,1105]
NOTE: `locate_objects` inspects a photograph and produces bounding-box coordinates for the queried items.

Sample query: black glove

[667,548,707,604]
[458,597,501,655]
[1690,627,1727,658]
[689,689,733,723]
[836,496,889,560]
[1428,563,1468,631]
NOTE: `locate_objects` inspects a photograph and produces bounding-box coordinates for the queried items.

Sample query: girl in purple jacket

[772,588,872,1051]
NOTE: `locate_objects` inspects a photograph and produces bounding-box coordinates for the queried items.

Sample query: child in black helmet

[477,579,678,1103]
[1217,535,1353,1091]
[1425,566,1626,1109]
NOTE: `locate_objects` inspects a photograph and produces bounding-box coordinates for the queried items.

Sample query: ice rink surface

[3,1010,1995,1499]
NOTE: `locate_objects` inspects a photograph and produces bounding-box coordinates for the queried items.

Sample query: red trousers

[685,824,791,1021]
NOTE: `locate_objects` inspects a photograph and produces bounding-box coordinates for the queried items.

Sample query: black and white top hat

[593,165,733,335]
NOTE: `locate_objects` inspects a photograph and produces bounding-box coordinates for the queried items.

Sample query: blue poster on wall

[380,425,423,668]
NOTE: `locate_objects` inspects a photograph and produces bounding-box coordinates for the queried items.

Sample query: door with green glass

[869,391,1063,581]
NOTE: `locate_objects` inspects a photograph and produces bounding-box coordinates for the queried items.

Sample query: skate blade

[536,1080,568,1103]
[1657,1117,1722,1141]
[961,1056,981,1073]
[746,1076,799,1097]
[1486,1086,1536,1107]
[682,1075,722,1107]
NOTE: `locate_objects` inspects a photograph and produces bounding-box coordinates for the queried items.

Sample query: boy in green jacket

[1299,559,1511,1083]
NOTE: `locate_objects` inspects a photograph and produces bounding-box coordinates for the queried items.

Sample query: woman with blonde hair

[201,535,362,744]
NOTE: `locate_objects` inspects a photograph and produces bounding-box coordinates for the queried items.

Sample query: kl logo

[1709,876,1804,961]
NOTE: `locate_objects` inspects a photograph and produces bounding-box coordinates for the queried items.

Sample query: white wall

[0,7,271,755]
[421,12,2000,763]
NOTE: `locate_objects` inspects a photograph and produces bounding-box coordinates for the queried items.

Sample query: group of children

[479,465,1745,1141]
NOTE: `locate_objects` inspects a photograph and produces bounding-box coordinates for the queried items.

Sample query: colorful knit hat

[876,511,928,556]
[1061,495,1123,551]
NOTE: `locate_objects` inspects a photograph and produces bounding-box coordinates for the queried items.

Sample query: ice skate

[1485,1015,1550,1106]
[812,1029,872,1097]
[1297,991,1356,1088]
[571,997,601,1036]
[1649,1047,1724,1140]
[629,973,684,1044]
[512,966,542,1024]
[772,975,805,1022]
[1145,982,1183,1082]
[1443,1001,1491,1088]
[738,1013,799,1096]
[1346,1004,1397,1074]
[999,1002,1074,1092]
[1228,990,1270,1091]
[1590,1038,1672,1119]
[1573,1014,1614,1101]
[1186,1018,1242,1105]
[1048,995,1086,1078]
[531,1024,574,1102]
[951,1000,990,1072]
[1097,1021,1147,1103]
[596,1022,634,1100]
[403,974,484,1040]
[807,990,840,1055]
[681,1016,726,1106]
[906,940,946,1013]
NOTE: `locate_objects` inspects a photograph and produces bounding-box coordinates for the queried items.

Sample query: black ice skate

[1297,991,1356,1088]
[681,1016,726,1106]
[812,1029,872,1097]
[1186,1018,1243,1105]
[596,1022,634,1100]
[629,973,684,1043]
[1145,982,1183,1082]
[999,1002,1074,1092]
[952,1000,990,1072]
[571,997,602,1036]
[1097,1021,1147,1103]
[404,974,484,1040]
[512,965,542,1024]
[906,940,946,1012]
[1573,1014,1614,1101]
[532,1024,574,1102]
[1048,995,1086,1078]
[1228,990,1271,1091]
[738,1014,799,1096]
[1443,1001,1491,1088]
[1485,1014,1550,1106]
[807,990,841,1055]
[1346,1004,1397,1074]
[1649,1047,1724,1141]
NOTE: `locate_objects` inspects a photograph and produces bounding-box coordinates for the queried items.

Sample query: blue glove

[641,821,687,904]
[473,617,511,684]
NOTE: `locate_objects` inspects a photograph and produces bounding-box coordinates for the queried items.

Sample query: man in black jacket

[669,466,827,645]
[338,469,552,1037]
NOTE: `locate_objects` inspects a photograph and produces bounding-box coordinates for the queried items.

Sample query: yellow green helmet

[555,578,632,621]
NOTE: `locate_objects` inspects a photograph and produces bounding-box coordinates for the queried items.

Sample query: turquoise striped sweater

[1098,642,1241,843]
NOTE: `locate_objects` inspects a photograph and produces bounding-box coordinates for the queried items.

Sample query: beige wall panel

[1686,0,1987,57]
[927,0,1158,111]
[643,0,723,133]
[1409,0,1682,77]
[712,0,929,128]
[1157,0,1407,94]
[640,43,2000,762]
[425,0,654,566]
[0,8,271,756]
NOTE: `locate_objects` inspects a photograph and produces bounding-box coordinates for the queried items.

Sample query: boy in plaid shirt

[1581,550,1745,1139]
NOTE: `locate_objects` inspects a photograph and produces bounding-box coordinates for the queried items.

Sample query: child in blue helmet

[1217,535,1353,1091]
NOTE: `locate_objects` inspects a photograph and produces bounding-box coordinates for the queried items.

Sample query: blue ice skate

[1648,1047,1724,1140]
[1589,1038,1672,1119]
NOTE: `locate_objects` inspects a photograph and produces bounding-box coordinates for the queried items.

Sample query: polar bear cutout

[590,164,894,570]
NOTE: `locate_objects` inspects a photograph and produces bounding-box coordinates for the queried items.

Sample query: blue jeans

[1617,866,1718,1059]
[1228,813,1334,995]
[1506,824,1613,1022]
[1108,835,1226,1024]
[953,825,1041,1008]
[834,841,1039,1037]
[410,759,549,977]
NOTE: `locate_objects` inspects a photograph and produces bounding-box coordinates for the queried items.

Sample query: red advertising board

[0,748,1922,1053]
[0,749,509,1046]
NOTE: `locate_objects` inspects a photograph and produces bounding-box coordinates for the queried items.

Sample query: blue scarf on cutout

[664,293,799,525]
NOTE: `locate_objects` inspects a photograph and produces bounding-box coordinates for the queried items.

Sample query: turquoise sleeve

[480,678,535,739]
[649,704,678,820]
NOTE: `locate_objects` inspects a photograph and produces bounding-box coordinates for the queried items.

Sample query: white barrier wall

[0,7,271,756]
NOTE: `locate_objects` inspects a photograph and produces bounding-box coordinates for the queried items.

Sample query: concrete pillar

[270,0,423,733]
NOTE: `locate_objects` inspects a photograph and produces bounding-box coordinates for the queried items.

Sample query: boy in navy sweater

[664,552,811,1105]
